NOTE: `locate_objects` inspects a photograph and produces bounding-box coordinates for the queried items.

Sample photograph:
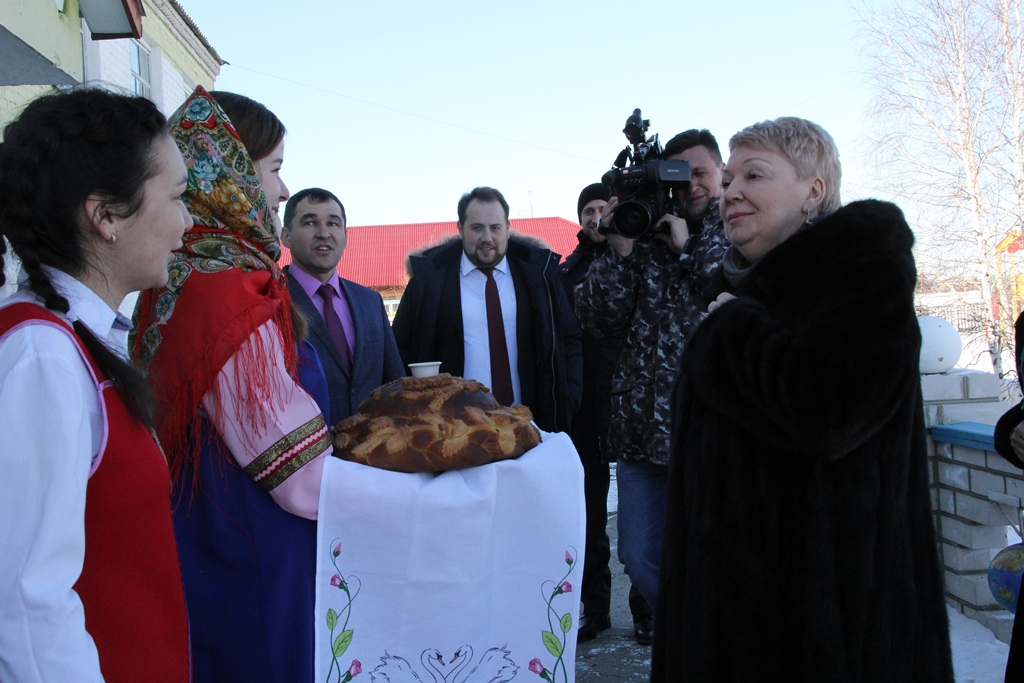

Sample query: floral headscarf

[172,88,282,268]
[132,86,297,472]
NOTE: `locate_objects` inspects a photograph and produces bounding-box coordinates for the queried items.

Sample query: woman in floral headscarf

[133,87,330,682]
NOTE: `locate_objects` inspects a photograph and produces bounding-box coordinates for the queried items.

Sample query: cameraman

[574,129,728,610]
[559,183,655,645]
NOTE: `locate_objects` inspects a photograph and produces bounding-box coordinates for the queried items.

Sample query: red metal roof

[278,217,582,289]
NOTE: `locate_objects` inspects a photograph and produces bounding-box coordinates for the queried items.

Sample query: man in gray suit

[282,187,404,427]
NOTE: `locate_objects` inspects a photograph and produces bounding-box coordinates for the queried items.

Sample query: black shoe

[633,616,654,645]
[577,613,611,643]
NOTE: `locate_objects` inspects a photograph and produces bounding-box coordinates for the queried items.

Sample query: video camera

[599,108,691,239]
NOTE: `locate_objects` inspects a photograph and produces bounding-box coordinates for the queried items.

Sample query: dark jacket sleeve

[391,272,422,371]
[378,297,407,383]
[554,278,583,420]
[994,407,1024,468]
[994,311,1024,468]
[574,245,643,338]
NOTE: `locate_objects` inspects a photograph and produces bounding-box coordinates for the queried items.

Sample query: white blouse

[0,268,127,683]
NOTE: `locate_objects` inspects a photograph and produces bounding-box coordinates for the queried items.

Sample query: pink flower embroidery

[349,660,362,676]
[333,542,343,557]
[559,581,572,593]
[330,574,342,588]
[565,550,573,565]
[528,658,545,675]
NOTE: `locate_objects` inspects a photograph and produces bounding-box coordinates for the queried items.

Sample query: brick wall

[95,38,132,94]
[924,369,1022,644]
[84,4,214,117]
[158,60,193,116]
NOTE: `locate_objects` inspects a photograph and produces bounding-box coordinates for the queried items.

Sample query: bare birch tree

[859,0,1024,378]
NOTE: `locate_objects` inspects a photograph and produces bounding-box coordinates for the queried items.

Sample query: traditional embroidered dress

[133,86,331,682]
[0,274,189,683]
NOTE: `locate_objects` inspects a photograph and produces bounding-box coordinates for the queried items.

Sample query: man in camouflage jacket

[574,129,728,609]
[560,183,655,645]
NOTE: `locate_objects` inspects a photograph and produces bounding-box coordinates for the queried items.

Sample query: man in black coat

[392,186,582,433]
[559,183,654,644]
[281,187,405,428]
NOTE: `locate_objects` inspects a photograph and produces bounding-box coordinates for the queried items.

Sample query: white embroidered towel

[315,430,586,683]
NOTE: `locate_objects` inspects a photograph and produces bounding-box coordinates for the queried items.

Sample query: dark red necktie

[317,283,353,373]
[480,268,513,405]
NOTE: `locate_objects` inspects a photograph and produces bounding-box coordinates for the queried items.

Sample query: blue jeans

[616,458,668,607]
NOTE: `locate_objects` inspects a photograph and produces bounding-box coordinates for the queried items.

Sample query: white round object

[408,361,442,378]
[918,316,962,374]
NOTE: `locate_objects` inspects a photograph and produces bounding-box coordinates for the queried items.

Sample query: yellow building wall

[0,85,55,136]
[0,0,84,81]
[0,0,85,135]
[142,0,216,90]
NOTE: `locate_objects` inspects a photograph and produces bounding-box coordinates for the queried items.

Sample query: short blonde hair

[729,117,842,215]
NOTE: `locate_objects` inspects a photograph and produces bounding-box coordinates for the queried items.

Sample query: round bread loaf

[331,374,541,472]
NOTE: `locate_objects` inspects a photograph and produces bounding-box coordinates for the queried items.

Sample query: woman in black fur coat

[651,117,954,682]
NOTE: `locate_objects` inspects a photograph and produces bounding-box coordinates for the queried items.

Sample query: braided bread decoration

[331,374,541,472]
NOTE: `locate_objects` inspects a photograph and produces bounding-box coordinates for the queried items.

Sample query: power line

[230,63,607,166]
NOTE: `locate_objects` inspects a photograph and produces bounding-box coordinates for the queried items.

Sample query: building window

[130,40,151,98]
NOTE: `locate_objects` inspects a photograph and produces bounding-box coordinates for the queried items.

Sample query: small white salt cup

[408,361,442,378]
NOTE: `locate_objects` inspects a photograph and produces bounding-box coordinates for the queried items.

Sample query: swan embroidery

[369,646,519,683]
[323,542,579,682]
[528,549,577,682]
[325,539,363,682]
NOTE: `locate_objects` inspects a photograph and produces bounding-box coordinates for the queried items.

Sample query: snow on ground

[950,605,1010,683]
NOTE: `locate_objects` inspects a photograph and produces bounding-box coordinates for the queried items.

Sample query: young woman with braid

[0,89,191,681]
[133,87,332,681]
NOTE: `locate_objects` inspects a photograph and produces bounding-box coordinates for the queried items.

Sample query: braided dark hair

[0,88,169,425]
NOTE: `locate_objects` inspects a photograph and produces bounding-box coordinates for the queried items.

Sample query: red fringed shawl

[132,87,298,484]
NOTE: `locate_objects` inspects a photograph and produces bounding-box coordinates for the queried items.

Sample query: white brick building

[80,0,223,117]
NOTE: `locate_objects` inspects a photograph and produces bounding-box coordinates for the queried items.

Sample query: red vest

[0,302,190,682]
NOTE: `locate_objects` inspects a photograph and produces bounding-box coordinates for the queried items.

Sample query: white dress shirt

[0,267,126,683]
[459,252,520,404]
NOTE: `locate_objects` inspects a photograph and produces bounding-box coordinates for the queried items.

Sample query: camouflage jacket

[573,199,728,465]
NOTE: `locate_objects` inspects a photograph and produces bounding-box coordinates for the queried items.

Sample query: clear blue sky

[175,0,884,226]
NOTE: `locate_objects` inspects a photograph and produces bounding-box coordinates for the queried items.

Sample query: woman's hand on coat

[707,292,736,314]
